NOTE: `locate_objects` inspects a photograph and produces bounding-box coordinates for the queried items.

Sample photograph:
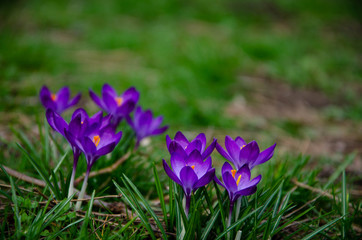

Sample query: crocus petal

[96,143,116,156]
[216,142,233,162]
[133,106,143,125]
[122,87,140,103]
[185,139,202,155]
[214,176,226,189]
[103,91,118,113]
[170,152,186,178]
[194,168,215,189]
[150,116,163,131]
[83,137,97,155]
[42,97,57,111]
[168,141,187,158]
[186,150,208,178]
[89,90,105,110]
[64,130,83,152]
[225,136,241,162]
[40,86,51,102]
[186,150,203,166]
[89,111,104,126]
[166,135,172,149]
[174,131,189,145]
[150,126,168,135]
[46,109,58,132]
[239,175,262,191]
[194,133,206,152]
[163,159,182,185]
[97,126,122,148]
[102,83,117,98]
[138,110,152,135]
[100,114,112,129]
[234,186,257,197]
[235,136,247,147]
[180,166,198,197]
[125,115,135,129]
[249,175,262,186]
[252,143,276,168]
[201,138,216,160]
[67,93,81,108]
[236,165,251,184]
[68,115,83,137]
[56,87,70,112]
[238,141,260,169]
[40,86,56,110]
[221,162,234,175]
[52,111,69,136]
[72,108,88,121]
[223,171,237,193]
[116,100,136,116]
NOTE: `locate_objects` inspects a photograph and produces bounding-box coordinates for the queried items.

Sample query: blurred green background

[0,0,361,161]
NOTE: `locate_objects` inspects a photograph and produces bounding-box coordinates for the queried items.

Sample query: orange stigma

[191,165,195,170]
[231,170,236,178]
[115,97,123,106]
[93,135,100,147]
[51,93,57,101]
[81,121,84,124]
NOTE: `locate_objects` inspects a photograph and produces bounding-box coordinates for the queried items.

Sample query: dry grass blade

[1,166,46,187]
[291,178,354,209]
[74,151,131,186]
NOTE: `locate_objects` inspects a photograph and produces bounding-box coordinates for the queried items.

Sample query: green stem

[227,202,234,240]
[75,167,90,211]
[68,151,79,199]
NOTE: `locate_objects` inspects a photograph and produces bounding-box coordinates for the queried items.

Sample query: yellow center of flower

[81,121,84,124]
[236,175,242,186]
[93,135,100,147]
[191,165,195,170]
[240,144,246,150]
[115,97,123,106]
[51,93,57,101]
[231,169,242,186]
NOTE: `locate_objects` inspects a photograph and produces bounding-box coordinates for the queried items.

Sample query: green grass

[0,0,361,239]
[0,0,361,126]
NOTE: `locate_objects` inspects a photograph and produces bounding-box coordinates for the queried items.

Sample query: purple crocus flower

[166,131,216,160]
[215,162,261,204]
[89,84,139,126]
[215,162,261,228]
[66,125,122,170]
[46,108,107,198]
[63,110,122,210]
[126,106,168,148]
[163,150,215,215]
[216,136,276,170]
[40,86,81,114]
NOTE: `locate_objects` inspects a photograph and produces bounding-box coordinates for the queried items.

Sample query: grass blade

[342,170,347,239]
[323,154,354,190]
[16,143,58,198]
[49,218,84,239]
[122,174,168,239]
[200,209,220,240]
[79,190,96,237]
[10,177,22,239]
[153,163,167,228]
[113,180,156,240]
[301,216,343,240]
[215,206,262,240]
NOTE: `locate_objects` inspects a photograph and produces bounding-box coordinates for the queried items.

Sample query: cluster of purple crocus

[40,84,168,209]
[163,132,276,224]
